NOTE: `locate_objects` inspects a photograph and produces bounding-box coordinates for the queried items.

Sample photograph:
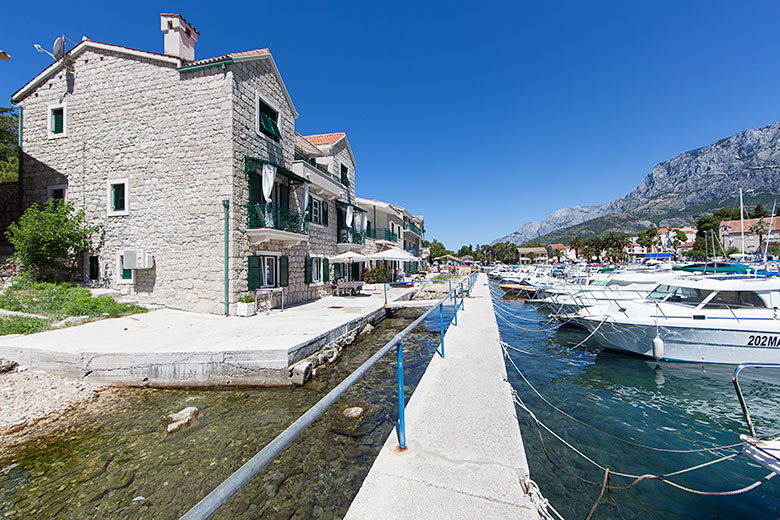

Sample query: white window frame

[310,255,324,285]
[47,183,68,201]
[311,197,322,225]
[255,90,282,143]
[47,102,67,139]
[254,250,280,289]
[117,252,135,285]
[107,179,130,216]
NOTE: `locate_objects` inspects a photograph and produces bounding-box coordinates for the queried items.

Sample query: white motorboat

[571,276,780,364]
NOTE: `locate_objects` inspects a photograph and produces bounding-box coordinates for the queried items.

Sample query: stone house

[10,13,364,314]
[357,197,425,276]
[719,216,780,253]
[515,247,548,264]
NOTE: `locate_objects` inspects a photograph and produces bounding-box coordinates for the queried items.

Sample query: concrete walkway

[0,284,415,387]
[345,274,539,519]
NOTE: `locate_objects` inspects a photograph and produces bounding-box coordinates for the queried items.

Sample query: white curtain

[302,183,309,214]
[262,164,276,227]
[346,205,354,227]
[361,212,367,232]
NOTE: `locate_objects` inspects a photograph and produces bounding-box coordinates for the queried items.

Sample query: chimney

[160,13,199,61]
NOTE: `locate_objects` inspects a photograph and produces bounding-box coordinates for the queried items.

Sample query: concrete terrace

[0,284,416,387]
[345,274,539,519]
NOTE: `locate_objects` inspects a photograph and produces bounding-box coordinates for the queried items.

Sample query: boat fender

[652,335,664,360]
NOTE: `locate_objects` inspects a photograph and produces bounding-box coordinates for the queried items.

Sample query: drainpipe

[222,199,230,316]
[10,101,22,215]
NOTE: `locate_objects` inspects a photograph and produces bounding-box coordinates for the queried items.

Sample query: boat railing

[732,363,780,437]
[179,272,479,520]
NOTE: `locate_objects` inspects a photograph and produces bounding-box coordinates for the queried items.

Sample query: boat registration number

[747,335,780,347]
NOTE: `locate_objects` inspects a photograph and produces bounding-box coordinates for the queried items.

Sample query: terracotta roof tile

[185,48,269,67]
[720,216,780,234]
[304,132,346,146]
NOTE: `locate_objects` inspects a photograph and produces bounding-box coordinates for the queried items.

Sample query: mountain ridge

[492,122,780,245]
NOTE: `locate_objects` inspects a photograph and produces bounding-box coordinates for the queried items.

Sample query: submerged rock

[163,406,199,434]
[342,407,364,419]
[289,361,313,386]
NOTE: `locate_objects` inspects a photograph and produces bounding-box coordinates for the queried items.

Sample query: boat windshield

[704,291,767,309]
[647,285,713,306]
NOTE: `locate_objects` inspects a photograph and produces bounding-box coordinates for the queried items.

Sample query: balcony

[246,202,308,247]
[405,246,420,257]
[337,227,365,252]
[366,228,398,243]
[292,157,343,198]
[405,221,422,236]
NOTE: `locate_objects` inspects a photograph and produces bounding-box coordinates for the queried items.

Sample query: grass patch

[0,316,50,335]
[432,273,461,280]
[0,279,147,321]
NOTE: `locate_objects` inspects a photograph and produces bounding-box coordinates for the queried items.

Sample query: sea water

[492,282,780,519]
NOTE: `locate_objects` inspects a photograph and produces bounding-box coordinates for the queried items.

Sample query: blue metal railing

[180,271,478,520]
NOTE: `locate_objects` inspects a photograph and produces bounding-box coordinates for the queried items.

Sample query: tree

[672,229,689,252]
[0,107,19,183]
[5,199,101,277]
[688,215,722,259]
[569,236,585,258]
[636,228,658,251]
[752,204,768,219]
[456,244,473,258]
[750,219,770,251]
[424,239,451,260]
[492,242,518,264]
[713,207,742,221]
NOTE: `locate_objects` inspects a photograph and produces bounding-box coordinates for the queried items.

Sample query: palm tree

[750,219,770,251]
[569,237,584,258]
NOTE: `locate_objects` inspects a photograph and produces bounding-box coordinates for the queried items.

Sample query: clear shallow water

[0,307,454,519]
[491,282,780,519]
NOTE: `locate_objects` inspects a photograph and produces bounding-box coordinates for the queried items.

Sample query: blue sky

[3,1,780,250]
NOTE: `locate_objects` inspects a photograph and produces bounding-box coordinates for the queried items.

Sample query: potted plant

[236,294,256,317]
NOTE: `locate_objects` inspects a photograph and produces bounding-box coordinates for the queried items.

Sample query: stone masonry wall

[17,48,233,313]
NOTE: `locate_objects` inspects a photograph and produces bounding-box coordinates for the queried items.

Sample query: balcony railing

[366,228,398,242]
[338,227,365,245]
[405,246,420,257]
[405,222,422,236]
[247,202,308,235]
[293,153,340,182]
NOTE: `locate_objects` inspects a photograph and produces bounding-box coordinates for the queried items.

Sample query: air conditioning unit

[123,249,154,269]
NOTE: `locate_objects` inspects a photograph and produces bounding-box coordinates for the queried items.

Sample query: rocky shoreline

[0,362,108,451]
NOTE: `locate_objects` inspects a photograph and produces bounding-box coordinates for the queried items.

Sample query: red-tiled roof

[549,244,566,249]
[720,216,780,233]
[186,48,269,67]
[657,228,669,234]
[305,132,346,146]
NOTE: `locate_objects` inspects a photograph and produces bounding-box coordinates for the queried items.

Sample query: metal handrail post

[460,282,465,310]
[397,342,407,449]
[453,287,458,325]
[439,303,445,357]
[449,279,452,302]
[384,282,387,305]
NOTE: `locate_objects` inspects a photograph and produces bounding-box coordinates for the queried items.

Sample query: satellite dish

[53,36,65,59]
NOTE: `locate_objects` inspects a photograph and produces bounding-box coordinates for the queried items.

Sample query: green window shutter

[308,197,313,222]
[248,256,262,291]
[334,263,341,279]
[279,184,289,212]
[260,113,282,140]
[352,262,360,281]
[249,173,261,205]
[323,258,330,282]
[305,256,312,284]
[322,201,329,226]
[112,184,125,212]
[280,256,289,287]
[52,108,63,134]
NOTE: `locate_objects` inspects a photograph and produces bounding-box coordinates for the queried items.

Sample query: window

[256,92,282,141]
[117,254,134,284]
[311,198,321,225]
[666,287,712,306]
[249,254,286,290]
[89,256,100,280]
[340,164,350,186]
[47,184,67,201]
[48,103,67,138]
[705,291,767,309]
[107,179,129,216]
[305,256,329,284]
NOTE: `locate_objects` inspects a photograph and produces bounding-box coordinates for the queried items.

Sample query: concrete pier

[0,284,416,387]
[345,273,539,519]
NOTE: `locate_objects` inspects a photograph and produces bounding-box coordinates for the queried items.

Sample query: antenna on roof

[33,35,66,61]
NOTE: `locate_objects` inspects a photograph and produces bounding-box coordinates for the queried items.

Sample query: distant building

[515,247,547,264]
[719,217,780,253]
[546,243,574,262]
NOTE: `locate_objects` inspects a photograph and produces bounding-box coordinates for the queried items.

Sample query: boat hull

[579,318,780,364]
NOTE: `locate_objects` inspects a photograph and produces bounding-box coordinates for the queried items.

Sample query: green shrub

[0,316,49,335]
[364,266,388,284]
[5,199,101,278]
[238,294,255,303]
